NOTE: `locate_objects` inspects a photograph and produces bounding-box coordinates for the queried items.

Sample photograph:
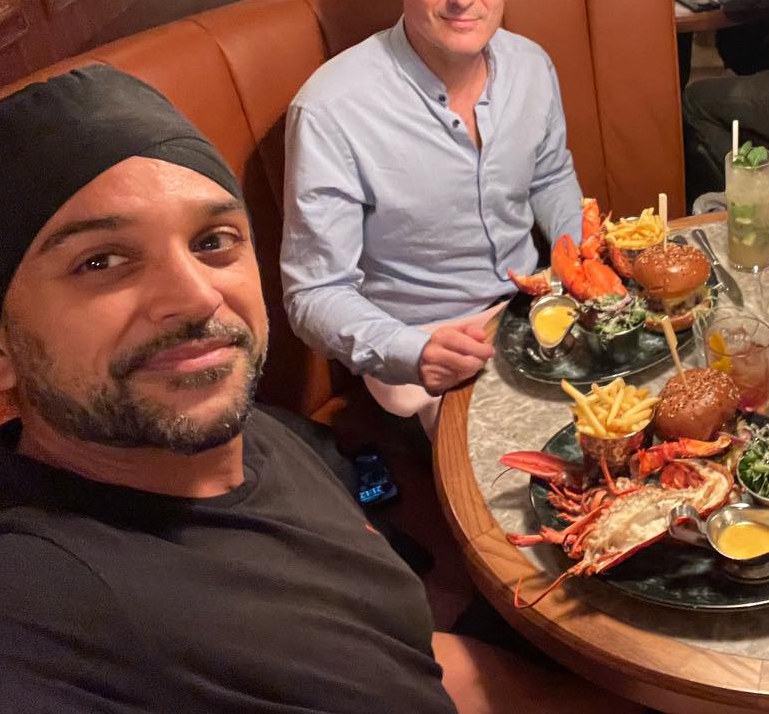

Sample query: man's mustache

[109,319,255,380]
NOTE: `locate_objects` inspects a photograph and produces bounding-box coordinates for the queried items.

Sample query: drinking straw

[661,316,687,384]
[732,119,739,162]
[659,192,668,252]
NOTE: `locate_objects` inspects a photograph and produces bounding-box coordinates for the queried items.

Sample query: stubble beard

[8,318,266,455]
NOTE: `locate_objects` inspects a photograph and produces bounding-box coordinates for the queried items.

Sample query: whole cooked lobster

[499,437,734,608]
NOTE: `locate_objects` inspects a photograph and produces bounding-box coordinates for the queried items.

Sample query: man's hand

[418,325,495,396]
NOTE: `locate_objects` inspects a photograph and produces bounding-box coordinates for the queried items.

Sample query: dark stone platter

[498,244,720,386]
[498,292,707,387]
[530,423,769,610]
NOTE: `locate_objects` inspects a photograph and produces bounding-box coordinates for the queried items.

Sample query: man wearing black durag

[0,66,647,714]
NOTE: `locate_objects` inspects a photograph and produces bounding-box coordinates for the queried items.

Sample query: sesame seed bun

[653,368,740,441]
[633,243,711,333]
[633,243,711,299]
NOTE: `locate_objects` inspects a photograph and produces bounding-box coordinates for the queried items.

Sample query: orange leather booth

[1,0,685,422]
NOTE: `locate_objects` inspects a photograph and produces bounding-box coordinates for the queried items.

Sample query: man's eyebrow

[207,198,246,216]
[37,216,131,254]
[36,199,245,255]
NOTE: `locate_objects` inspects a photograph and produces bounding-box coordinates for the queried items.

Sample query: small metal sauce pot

[528,294,578,361]
[668,502,769,580]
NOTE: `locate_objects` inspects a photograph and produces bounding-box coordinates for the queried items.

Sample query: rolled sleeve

[383,326,432,385]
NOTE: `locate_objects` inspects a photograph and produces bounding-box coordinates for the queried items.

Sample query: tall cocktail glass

[705,311,769,413]
[725,151,769,272]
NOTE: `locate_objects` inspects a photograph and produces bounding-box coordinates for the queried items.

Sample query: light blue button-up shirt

[282,18,582,385]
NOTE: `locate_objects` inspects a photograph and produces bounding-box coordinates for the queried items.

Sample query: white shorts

[363,301,508,440]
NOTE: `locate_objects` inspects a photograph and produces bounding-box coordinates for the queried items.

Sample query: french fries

[605,207,663,250]
[560,377,659,438]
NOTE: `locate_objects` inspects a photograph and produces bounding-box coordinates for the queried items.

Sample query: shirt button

[438,94,446,103]
[452,119,460,128]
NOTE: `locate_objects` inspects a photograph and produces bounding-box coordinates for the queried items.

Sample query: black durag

[0,64,244,301]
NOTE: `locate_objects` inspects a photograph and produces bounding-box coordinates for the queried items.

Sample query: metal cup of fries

[605,208,664,265]
[561,377,659,470]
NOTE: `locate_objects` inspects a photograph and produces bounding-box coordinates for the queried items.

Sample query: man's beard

[8,318,266,455]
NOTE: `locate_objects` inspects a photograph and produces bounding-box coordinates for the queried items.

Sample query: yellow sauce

[533,305,576,345]
[717,521,769,560]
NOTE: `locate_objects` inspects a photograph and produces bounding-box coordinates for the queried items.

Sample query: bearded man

[0,65,644,714]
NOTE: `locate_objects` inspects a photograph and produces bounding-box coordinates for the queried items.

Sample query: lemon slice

[708,332,733,373]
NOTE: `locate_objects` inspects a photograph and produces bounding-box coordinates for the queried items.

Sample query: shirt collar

[388,16,497,105]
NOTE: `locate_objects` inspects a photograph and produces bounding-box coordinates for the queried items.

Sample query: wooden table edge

[433,212,769,713]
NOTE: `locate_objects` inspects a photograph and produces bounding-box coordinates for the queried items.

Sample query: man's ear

[0,324,19,392]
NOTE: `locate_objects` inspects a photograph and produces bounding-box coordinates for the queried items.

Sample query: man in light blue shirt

[281,0,582,421]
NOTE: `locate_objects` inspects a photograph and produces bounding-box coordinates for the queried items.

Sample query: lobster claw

[506,267,552,297]
[551,234,627,302]
[498,450,587,491]
[607,244,635,280]
[676,435,733,456]
[580,198,606,260]
[581,197,602,243]
[631,435,732,479]
[582,258,627,298]
[499,451,581,481]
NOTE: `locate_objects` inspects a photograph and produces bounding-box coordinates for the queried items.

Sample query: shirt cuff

[380,325,432,385]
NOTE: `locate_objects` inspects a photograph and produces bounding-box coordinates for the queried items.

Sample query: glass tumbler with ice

[705,310,769,413]
[726,147,769,273]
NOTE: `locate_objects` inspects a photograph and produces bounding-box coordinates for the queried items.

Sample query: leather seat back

[504,0,609,211]
[587,0,684,218]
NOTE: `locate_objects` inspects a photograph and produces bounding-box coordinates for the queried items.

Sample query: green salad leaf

[738,424,769,497]
[578,293,646,338]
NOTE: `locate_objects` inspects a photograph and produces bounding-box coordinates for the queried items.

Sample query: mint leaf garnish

[733,140,769,169]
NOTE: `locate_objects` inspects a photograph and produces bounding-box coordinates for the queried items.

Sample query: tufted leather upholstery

[586,0,685,222]
[1,0,684,418]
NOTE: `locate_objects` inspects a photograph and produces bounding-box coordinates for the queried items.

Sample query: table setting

[466,211,769,661]
[431,131,769,713]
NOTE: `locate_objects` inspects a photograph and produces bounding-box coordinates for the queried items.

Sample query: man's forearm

[284,286,430,385]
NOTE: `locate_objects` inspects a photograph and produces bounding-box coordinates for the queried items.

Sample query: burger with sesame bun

[632,242,711,332]
[654,368,740,442]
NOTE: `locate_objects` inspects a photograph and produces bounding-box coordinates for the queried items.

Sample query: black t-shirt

[0,411,456,714]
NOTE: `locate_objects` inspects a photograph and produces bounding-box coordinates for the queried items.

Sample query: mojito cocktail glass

[726,151,769,272]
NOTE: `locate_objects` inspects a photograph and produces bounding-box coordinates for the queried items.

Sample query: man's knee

[682,78,722,128]
[432,632,648,714]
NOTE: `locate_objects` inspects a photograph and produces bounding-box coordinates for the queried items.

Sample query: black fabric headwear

[0,64,244,301]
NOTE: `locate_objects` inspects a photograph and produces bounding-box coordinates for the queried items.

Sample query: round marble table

[434,214,769,713]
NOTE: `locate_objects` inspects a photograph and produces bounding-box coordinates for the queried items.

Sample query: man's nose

[144,251,223,324]
[446,0,475,12]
